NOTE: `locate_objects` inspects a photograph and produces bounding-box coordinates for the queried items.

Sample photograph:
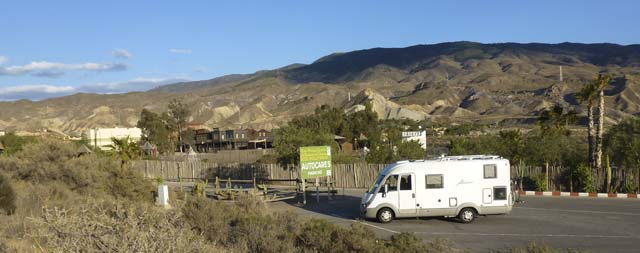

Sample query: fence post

[353,164,358,188]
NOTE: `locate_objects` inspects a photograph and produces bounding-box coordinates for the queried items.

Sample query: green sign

[300,146,332,179]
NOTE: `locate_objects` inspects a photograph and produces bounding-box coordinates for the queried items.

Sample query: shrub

[573,164,595,193]
[28,201,220,252]
[0,139,154,204]
[298,219,339,251]
[299,221,382,253]
[387,232,434,253]
[505,241,575,253]
[182,196,233,244]
[182,196,298,252]
[522,174,548,192]
[623,181,637,194]
[0,174,16,215]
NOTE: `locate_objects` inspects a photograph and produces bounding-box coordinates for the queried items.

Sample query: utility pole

[559,66,563,82]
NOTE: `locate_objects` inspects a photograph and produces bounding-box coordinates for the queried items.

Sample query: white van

[360,155,513,223]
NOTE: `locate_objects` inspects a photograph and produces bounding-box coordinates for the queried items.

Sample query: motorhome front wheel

[377,208,394,223]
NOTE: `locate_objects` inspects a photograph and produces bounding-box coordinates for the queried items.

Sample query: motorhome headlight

[361,198,373,209]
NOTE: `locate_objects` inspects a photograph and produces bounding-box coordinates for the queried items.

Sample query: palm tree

[594,74,612,189]
[107,137,141,167]
[576,80,598,183]
[536,104,578,190]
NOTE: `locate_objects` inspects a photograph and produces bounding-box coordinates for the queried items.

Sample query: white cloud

[0,56,7,65]
[0,76,191,101]
[112,49,132,59]
[0,61,127,77]
[0,84,76,100]
[193,67,207,73]
[77,77,191,93]
[169,48,192,54]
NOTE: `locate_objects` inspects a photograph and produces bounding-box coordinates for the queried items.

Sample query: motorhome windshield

[368,174,385,193]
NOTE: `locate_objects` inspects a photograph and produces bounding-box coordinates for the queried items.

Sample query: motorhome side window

[425,174,443,189]
[484,164,497,179]
[494,186,507,200]
[380,175,398,192]
[400,175,412,190]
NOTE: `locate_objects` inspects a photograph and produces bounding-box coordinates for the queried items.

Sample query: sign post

[299,146,332,205]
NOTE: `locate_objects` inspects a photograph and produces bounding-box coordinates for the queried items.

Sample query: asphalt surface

[269,189,640,252]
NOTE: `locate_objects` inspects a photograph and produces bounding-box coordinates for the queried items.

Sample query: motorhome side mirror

[383,184,389,197]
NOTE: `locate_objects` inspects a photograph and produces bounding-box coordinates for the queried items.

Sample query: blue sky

[1,0,638,100]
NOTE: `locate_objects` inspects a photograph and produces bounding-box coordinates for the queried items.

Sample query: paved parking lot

[269,189,640,252]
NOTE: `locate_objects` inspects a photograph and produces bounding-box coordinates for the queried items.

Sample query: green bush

[623,181,637,194]
[573,164,595,193]
[524,174,547,191]
[0,174,16,215]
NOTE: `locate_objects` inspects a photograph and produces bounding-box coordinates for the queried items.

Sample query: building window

[484,164,497,179]
[494,186,507,200]
[425,174,443,189]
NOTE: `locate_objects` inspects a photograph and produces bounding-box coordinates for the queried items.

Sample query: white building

[401,130,427,149]
[0,129,5,137]
[85,127,142,150]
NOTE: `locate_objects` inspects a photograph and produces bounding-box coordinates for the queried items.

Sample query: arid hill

[2,42,639,136]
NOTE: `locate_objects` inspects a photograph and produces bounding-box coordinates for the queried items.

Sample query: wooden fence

[132,160,639,192]
[160,149,274,164]
[132,160,386,188]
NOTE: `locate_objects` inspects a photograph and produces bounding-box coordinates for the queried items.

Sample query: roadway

[269,189,640,252]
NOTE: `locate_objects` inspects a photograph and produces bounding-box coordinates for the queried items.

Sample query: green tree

[137,109,173,154]
[273,126,335,166]
[537,104,577,134]
[396,141,425,160]
[346,101,380,145]
[167,99,191,152]
[604,116,640,193]
[107,137,141,167]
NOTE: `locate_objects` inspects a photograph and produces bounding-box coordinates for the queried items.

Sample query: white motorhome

[360,155,513,223]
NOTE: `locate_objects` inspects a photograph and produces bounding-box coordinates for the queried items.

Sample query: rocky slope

[1,42,640,136]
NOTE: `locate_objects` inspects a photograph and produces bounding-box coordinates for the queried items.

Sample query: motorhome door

[398,173,417,214]
[483,188,493,204]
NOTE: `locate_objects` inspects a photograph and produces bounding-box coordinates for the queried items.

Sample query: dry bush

[182,196,446,253]
[504,242,580,253]
[0,173,16,215]
[387,233,452,253]
[0,138,154,204]
[182,195,300,252]
[27,201,222,253]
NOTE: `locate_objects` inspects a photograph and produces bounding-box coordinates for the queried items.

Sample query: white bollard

[158,184,169,206]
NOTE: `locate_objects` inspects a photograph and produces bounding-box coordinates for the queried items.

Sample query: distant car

[360,155,513,223]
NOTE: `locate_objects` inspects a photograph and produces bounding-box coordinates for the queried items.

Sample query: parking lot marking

[353,221,400,234]
[516,207,640,216]
[412,232,640,239]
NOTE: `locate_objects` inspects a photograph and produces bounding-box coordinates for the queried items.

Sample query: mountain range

[2,41,640,136]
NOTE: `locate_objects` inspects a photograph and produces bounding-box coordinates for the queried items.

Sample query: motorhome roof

[395,155,504,164]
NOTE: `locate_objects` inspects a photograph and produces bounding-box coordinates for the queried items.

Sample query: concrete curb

[517,191,639,199]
